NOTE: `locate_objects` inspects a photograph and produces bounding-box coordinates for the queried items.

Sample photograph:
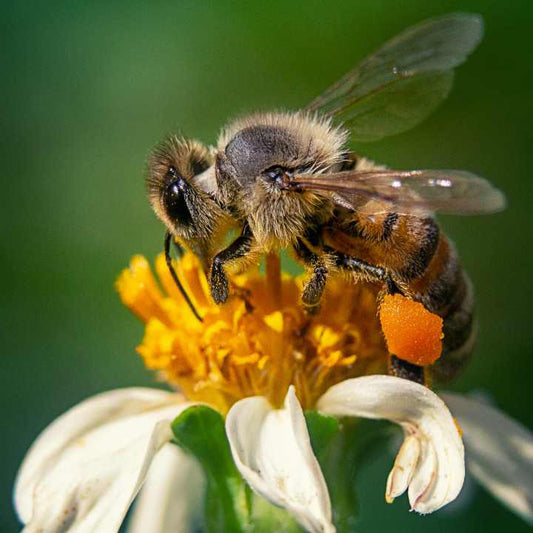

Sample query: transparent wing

[291,169,506,216]
[306,13,483,142]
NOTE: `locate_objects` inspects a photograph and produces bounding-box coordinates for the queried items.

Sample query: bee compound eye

[163,179,192,226]
[167,180,181,197]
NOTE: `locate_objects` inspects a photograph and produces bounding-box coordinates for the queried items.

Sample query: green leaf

[172,405,248,533]
[172,406,395,532]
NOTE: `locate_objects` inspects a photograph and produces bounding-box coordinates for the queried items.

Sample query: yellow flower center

[117,252,388,413]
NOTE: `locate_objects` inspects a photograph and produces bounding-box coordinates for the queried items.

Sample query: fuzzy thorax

[215,111,349,248]
[218,111,348,163]
[248,184,333,250]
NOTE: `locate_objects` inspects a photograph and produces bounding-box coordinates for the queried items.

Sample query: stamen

[265,252,282,309]
[117,252,390,413]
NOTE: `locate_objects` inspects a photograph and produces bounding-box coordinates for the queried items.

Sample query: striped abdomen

[323,211,476,381]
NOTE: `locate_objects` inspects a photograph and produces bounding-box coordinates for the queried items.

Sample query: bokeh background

[1,1,532,531]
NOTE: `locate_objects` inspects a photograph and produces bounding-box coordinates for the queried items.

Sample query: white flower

[14,388,199,533]
[316,376,465,514]
[226,386,334,533]
[15,375,533,532]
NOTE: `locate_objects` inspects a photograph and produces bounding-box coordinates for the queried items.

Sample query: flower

[14,389,200,532]
[14,253,533,532]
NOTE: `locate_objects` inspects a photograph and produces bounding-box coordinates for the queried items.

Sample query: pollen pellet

[379,294,443,366]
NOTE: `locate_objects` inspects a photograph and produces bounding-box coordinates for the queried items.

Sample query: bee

[148,13,506,382]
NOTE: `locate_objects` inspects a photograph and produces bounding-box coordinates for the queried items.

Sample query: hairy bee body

[146,136,234,270]
[147,14,504,383]
[215,112,345,250]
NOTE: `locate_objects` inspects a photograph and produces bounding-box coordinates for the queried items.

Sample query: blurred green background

[1,1,532,531]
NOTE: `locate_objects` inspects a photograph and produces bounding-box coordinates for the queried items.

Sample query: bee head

[146,136,222,244]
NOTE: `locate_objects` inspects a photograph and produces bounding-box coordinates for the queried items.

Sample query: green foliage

[307,414,395,533]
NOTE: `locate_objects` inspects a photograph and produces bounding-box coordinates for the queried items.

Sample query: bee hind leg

[328,248,428,386]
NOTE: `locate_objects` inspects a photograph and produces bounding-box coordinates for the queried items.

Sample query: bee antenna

[164,232,204,323]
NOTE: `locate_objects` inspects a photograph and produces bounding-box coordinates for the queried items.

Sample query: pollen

[117,251,389,413]
[379,293,443,366]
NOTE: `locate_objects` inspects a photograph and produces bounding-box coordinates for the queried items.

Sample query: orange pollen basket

[116,251,389,413]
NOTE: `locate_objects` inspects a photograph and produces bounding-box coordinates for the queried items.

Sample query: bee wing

[291,169,506,216]
[305,13,483,142]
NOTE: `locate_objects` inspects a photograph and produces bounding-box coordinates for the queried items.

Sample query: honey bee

[148,13,506,382]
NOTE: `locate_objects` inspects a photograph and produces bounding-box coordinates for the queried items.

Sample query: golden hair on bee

[215,111,349,248]
[146,135,230,266]
[217,111,348,170]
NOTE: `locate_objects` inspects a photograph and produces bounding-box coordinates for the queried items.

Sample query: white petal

[317,375,464,514]
[386,434,420,502]
[128,443,205,533]
[15,387,192,532]
[442,392,533,524]
[226,386,334,533]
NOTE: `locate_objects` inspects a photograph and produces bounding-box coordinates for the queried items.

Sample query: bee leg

[330,249,427,385]
[328,248,404,295]
[210,225,253,304]
[331,250,387,281]
[294,239,328,312]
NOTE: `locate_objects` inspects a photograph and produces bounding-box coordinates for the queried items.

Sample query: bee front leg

[294,239,329,312]
[210,225,254,304]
